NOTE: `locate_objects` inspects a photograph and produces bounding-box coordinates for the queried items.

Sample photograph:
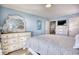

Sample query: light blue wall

[0,6,47,36]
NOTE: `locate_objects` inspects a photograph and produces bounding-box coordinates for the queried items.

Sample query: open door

[50,21,56,34]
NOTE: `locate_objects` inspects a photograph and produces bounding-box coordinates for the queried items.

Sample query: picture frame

[37,20,42,30]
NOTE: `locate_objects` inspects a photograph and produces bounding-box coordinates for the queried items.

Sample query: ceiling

[1,4,79,19]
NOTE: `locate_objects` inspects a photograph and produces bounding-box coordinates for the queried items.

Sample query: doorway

[50,21,56,34]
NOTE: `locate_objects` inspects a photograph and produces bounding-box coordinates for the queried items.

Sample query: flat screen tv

[58,20,66,25]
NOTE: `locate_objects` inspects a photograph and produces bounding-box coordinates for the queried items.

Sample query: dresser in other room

[1,32,31,54]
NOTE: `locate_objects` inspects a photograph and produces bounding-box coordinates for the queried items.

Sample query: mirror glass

[3,15,25,33]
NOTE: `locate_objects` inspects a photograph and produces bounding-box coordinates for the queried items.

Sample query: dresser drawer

[2,44,20,54]
[2,46,11,54]
[3,50,9,54]
[1,35,9,39]
[9,44,20,51]
[1,34,18,39]
[8,38,18,44]
[17,33,31,37]
[1,38,18,46]
[1,40,9,47]
[19,37,27,41]
[1,32,31,39]
[2,46,9,51]
[1,39,8,44]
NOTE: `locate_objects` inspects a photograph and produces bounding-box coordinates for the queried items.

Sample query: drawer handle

[3,41,8,44]
[13,40,16,42]
[4,47,8,50]
[13,46,17,48]
[21,39,23,40]
[5,36,8,38]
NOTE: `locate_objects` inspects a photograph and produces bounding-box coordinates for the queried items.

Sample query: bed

[25,34,79,55]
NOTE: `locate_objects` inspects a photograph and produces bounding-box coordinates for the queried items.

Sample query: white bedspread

[25,34,79,55]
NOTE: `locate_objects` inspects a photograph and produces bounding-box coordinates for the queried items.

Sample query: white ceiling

[1,4,79,19]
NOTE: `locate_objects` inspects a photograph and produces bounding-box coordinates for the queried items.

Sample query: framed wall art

[37,20,42,30]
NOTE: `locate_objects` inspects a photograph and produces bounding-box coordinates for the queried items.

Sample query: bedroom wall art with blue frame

[37,20,42,30]
[0,6,47,36]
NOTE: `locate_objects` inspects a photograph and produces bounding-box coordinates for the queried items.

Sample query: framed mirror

[3,15,26,33]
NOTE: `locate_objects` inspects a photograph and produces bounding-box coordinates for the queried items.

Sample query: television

[58,20,66,25]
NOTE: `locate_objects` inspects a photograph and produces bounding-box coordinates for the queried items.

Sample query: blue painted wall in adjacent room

[0,6,47,36]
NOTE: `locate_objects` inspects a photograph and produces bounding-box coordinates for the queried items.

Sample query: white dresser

[56,26,68,36]
[1,32,31,54]
[0,33,2,55]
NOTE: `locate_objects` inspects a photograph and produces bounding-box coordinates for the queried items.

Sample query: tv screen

[58,20,66,25]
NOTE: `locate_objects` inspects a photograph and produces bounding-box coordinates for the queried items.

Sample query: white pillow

[73,34,79,48]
